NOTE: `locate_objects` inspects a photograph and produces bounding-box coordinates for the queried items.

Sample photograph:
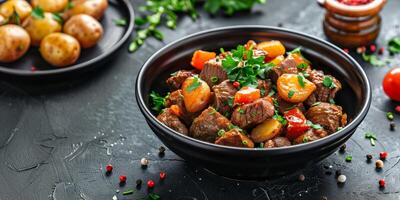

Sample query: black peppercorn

[390,122,396,131]
[335,170,341,177]
[159,146,166,156]
[366,154,373,161]
[339,144,346,152]
[136,179,142,185]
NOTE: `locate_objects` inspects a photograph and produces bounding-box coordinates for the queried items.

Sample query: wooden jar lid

[319,0,386,17]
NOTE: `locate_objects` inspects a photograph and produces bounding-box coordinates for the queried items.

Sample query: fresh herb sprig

[150,91,170,113]
[365,132,377,146]
[388,37,400,54]
[130,0,266,52]
[221,45,274,88]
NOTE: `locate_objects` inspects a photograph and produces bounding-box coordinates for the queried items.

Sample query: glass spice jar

[318,0,387,48]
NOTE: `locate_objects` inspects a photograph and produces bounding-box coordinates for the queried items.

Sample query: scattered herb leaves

[297,75,305,88]
[306,120,322,129]
[186,76,201,92]
[365,132,377,146]
[31,7,45,19]
[288,90,295,99]
[149,193,161,200]
[322,76,336,89]
[150,91,169,113]
[388,36,400,54]
[273,110,288,125]
[52,13,63,24]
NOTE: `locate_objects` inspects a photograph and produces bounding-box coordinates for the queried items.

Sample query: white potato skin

[63,14,103,48]
[22,12,62,46]
[64,0,108,20]
[0,24,31,63]
[39,33,81,67]
[31,0,68,13]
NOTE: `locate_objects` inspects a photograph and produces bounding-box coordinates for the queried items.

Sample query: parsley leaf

[388,36,400,54]
[306,120,322,129]
[273,110,287,125]
[204,0,266,15]
[297,75,305,88]
[52,13,63,24]
[149,193,160,200]
[150,91,169,113]
[288,90,295,99]
[322,76,336,89]
[113,18,127,26]
[31,7,45,19]
[296,63,308,70]
[186,76,201,92]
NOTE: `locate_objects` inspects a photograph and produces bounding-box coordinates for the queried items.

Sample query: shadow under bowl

[135,26,371,179]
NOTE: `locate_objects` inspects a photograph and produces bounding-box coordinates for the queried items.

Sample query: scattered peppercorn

[339,144,346,152]
[376,159,384,169]
[160,171,166,180]
[369,44,376,52]
[395,106,400,114]
[356,46,366,54]
[378,47,384,55]
[366,154,373,161]
[325,171,332,175]
[159,146,166,156]
[136,179,142,186]
[298,174,305,181]
[379,152,388,160]
[147,180,155,188]
[141,157,149,167]
[106,164,113,173]
[337,174,346,183]
[233,81,240,88]
[390,122,396,131]
[335,170,342,177]
[119,175,127,183]
[387,112,394,121]
[379,179,385,188]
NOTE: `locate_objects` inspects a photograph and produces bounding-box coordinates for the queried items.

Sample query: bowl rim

[0,0,135,77]
[136,25,372,153]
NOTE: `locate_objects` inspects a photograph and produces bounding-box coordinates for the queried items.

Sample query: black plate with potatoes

[0,0,134,79]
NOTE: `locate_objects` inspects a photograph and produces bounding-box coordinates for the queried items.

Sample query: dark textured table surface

[1,0,400,199]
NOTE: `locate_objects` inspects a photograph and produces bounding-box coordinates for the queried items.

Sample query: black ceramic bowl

[136,26,371,179]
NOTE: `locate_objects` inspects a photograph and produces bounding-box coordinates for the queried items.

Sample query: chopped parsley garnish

[268,86,276,97]
[289,47,302,54]
[260,88,266,96]
[303,136,309,143]
[186,76,201,92]
[52,13,63,24]
[217,129,225,137]
[322,76,336,89]
[211,76,219,84]
[208,107,217,115]
[113,18,127,26]
[387,112,394,120]
[227,96,234,107]
[311,102,321,107]
[149,193,160,200]
[288,90,295,99]
[122,189,135,195]
[238,108,245,114]
[31,7,45,19]
[296,63,308,70]
[221,45,272,87]
[220,48,225,53]
[365,132,377,146]
[306,120,322,129]
[297,75,305,88]
[242,140,248,145]
[272,98,279,108]
[150,91,169,113]
[389,36,400,54]
[285,105,297,111]
[273,110,287,125]
[228,124,242,131]
[345,155,352,162]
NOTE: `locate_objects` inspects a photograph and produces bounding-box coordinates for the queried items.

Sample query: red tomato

[234,87,261,105]
[284,108,310,140]
[191,50,216,70]
[383,67,400,101]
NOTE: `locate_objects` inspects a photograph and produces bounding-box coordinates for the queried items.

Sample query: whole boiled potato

[64,0,108,20]
[0,24,30,63]
[63,14,103,48]
[39,33,81,67]
[22,12,62,46]
[0,0,32,22]
[31,0,68,13]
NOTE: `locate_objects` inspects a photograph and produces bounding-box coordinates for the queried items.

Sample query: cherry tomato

[191,50,216,70]
[284,108,310,140]
[383,67,400,101]
[234,87,261,105]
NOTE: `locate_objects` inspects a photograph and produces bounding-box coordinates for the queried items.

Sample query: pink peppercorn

[395,106,400,114]
[160,171,166,180]
[379,179,385,188]
[379,152,388,160]
[105,164,113,172]
[119,175,127,183]
[370,44,376,52]
[378,47,384,55]
[147,180,155,188]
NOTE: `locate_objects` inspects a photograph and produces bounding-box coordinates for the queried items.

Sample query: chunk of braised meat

[306,102,345,133]
[264,137,291,148]
[275,96,305,114]
[215,128,254,148]
[293,128,328,144]
[212,80,237,115]
[165,90,198,125]
[231,98,275,129]
[190,107,231,142]
[157,108,188,135]
[200,58,228,87]
[257,79,272,97]
[166,70,196,90]
[270,56,298,82]
[305,70,342,106]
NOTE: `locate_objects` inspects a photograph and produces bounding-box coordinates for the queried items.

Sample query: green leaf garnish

[388,36,400,54]
[31,7,45,19]
[297,75,305,88]
[296,63,308,70]
[52,13,63,24]
[113,18,127,26]
[150,91,169,113]
[306,120,322,129]
[149,193,160,200]
[322,76,336,89]
[186,76,201,92]
[273,110,287,125]
[288,90,295,99]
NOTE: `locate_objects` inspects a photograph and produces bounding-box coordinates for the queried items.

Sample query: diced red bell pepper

[234,87,261,105]
[191,50,216,70]
[284,108,310,140]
